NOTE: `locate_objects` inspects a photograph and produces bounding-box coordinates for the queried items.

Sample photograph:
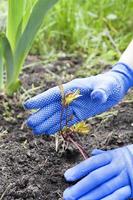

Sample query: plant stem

[60,105,64,132]
[67,135,88,160]
[65,105,69,127]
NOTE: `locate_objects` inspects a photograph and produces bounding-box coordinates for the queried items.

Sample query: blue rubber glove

[63,145,133,200]
[24,63,133,135]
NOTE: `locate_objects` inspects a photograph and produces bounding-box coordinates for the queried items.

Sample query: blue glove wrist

[112,62,133,92]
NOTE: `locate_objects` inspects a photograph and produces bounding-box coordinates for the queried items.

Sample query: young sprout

[71,121,90,135]
[64,90,81,106]
[59,85,81,106]
[58,85,90,160]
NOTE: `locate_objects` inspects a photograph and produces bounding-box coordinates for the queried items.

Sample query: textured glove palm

[24,63,133,135]
[63,145,133,200]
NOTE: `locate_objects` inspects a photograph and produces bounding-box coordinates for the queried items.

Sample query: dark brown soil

[0,56,133,200]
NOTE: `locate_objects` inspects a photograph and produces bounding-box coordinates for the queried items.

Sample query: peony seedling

[58,85,90,159]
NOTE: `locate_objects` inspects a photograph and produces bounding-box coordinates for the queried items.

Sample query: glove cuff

[112,62,133,92]
[123,145,133,197]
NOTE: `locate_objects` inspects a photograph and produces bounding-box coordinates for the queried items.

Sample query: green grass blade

[0,33,14,84]
[7,0,26,51]
[14,0,58,79]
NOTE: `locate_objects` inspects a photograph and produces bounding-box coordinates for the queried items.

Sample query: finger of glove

[47,115,79,135]
[27,101,61,128]
[91,149,105,156]
[78,170,129,200]
[90,75,119,103]
[64,152,112,182]
[101,186,131,200]
[32,107,73,135]
[24,86,61,109]
[24,77,93,110]
[91,89,108,104]
[63,163,122,200]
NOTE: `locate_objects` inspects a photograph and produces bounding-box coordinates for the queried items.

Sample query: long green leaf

[22,0,37,30]
[0,33,14,84]
[14,0,58,79]
[15,0,37,48]
[7,0,26,51]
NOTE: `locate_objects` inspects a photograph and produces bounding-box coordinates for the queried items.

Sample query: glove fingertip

[33,127,43,135]
[63,187,75,200]
[91,89,108,103]
[23,100,31,110]
[24,99,38,109]
[64,170,76,182]
[26,117,36,128]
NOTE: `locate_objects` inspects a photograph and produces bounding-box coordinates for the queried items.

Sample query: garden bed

[0,56,133,200]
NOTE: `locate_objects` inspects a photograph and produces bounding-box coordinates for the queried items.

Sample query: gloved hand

[24,62,133,135]
[63,145,133,200]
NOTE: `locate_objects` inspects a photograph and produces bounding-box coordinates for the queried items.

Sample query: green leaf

[15,0,37,49]
[22,0,37,31]
[7,0,26,51]
[14,0,58,79]
[0,33,14,84]
[6,80,21,96]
